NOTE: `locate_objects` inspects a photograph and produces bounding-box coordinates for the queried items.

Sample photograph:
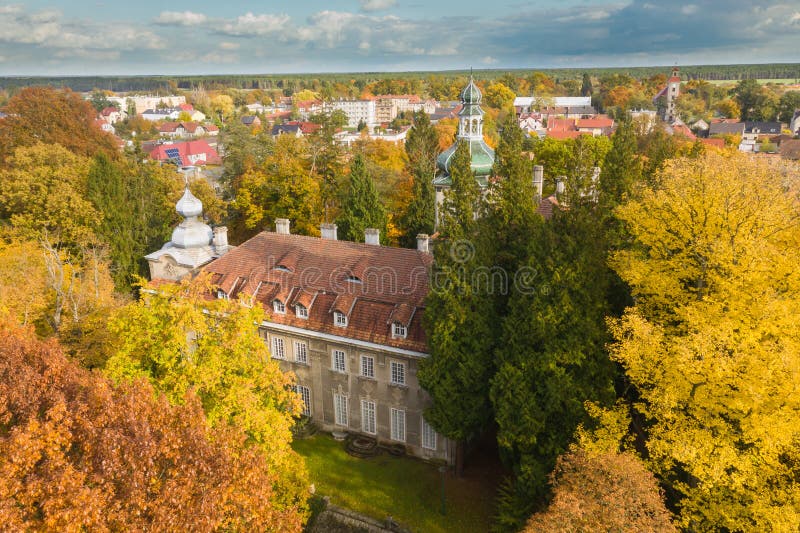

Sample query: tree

[581,73,593,97]
[713,97,740,119]
[484,82,516,110]
[219,119,275,185]
[210,94,234,122]
[0,143,99,246]
[523,448,676,532]
[733,79,776,121]
[336,154,387,242]
[418,141,493,476]
[399,111,438,247]
[105,275,310,514]
[89,90,113,112]
[0,87,118,161]
[610,151,800,531]
[230,134,321,240]
[600,116,642,214]
[777,90,800,124]
[0,318,304,532]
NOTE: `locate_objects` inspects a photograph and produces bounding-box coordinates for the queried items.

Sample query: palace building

[147,189,448,462]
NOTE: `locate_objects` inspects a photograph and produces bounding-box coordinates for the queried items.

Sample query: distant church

[654,66,682,122]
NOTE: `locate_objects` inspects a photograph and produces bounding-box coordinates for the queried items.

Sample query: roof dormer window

[296,304,308,319]
[346,275,362,284]
[273,299,286,314]
[217,290,228,300]
[274,265,292,273]
[392,322,407,339]
[334,311,348,327]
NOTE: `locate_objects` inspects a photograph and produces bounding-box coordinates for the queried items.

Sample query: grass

[293,433,498,533]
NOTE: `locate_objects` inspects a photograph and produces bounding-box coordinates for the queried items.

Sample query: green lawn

[293,434,497,533]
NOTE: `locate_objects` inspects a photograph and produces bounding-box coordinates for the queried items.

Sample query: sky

[0,1,798,75]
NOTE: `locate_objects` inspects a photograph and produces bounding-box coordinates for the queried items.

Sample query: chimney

[364,228,380,245]
[321,223,338,240]
[533,165,544,201]
[416,234,430,253]
[212,226,229,256]
[275,218,290,235]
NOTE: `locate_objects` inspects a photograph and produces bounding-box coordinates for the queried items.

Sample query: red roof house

[149,139,221,166]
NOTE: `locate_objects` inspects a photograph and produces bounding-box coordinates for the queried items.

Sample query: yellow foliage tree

[610,151,800,531]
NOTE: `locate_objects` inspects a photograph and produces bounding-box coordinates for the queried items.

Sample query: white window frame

[273,299,286,314]
[294,341,308,364]
[421,417,437,450]
[332,349,346,373]
[334,311,348,327]
[216,289,228,300]
[390,361,406,386]
[334,393,348,427]
[392,322,407,339]
[297,385,311,417]
[296,304,308,319]
[360,355,375,378]
[390,408,406,442]
[272,337,285,360]
[361,400,376,434]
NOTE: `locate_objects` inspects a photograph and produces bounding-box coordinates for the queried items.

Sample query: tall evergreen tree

[418,141,492,475]
[399,111,438,248]
[581,73,593,97]
[600,116,641,213]
[336,154,387,243]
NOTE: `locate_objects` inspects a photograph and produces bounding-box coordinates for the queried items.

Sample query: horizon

[2,1,799,76]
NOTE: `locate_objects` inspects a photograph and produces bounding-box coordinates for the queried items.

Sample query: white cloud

[481,56,498,64]
[219,41,240,50]
[219,12,290,36]
[0,5,22,14]
[201,52,238,64]
[681,4,698,15]
[359,0,397,12]
[154,11,208,26]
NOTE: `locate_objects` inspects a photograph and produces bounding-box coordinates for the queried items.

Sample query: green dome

[435,139,495,188]
[460,79,482,104]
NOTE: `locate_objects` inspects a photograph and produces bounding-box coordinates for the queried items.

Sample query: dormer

[334,310,348,327]
[273,299,286,314]
[295,304,309,319]
[392,322,407,339]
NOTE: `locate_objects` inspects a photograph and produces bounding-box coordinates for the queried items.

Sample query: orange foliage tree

[0,87,118,162]
[0,318,304,532]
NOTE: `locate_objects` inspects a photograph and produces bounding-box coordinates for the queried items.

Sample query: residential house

[94,118,115,135]
[779,139,800,160]
[708,120,746,137]
[514,96,595,119]
[108,95,186,116]
[101,106,123,124]
[149,139,222,166]
[271,121,321,137]
[241,115,262,127]
[374,95,437,124]
[791,110,800,136]
[159,122,215,139]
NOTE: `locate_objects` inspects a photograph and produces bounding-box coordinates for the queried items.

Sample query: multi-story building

[374,95,437,124]
[325,99,377,130]
[146,194,449,462]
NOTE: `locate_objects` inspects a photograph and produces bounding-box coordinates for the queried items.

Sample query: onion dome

[171,187,213,249]
[460,78,482,104]
[175,187,203,218]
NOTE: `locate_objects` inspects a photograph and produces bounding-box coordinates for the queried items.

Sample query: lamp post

[438,465,447,515]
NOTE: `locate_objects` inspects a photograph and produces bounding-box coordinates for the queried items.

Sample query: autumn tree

[399,111,438,247]
[230,134,322,240]
[0,318,304,532]
[484,82,516,110]
[105,275,310,513]
[778,90,800,124]
[523,447,676,533]
[0,87,118,161]
[610,151,800,531]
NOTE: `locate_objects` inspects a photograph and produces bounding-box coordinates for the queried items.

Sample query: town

[2,2,800,532]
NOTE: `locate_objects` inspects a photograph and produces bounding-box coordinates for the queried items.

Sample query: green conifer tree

[399,111,438,248]
[336,154,387,243]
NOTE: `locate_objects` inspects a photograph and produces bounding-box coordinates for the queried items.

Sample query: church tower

[145,184,231,281]
[433,76,495,218]
[665,66,681,122]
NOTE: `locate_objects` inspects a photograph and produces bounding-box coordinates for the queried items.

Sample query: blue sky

[0,1,798,75]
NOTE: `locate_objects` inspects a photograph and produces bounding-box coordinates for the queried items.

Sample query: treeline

[2,62,797,93]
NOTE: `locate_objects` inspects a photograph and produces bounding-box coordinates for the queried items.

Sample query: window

[216,289,228,300]
[272,337,285,359]
[360,355,374,378]
[334,311,348,327]
[392,322,407,339]
[421,418,437,450]
[361,400,376,434]
[334,393,348,426]
[390,361,406,386]
[294,341,308,364]
[296,385,311,417]
[273,299,285,314]
[296,304,308,319]
[332,349,346,373]
[390,408,406,442]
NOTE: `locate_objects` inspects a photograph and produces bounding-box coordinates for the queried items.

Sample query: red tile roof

[700,137,725,149]
[576,116,614,129]
[546,130,586,140]
[201,232,433,353]
[149,139,221,165]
